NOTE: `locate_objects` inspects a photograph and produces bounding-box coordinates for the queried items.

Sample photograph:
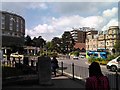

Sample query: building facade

[70,27,87,50]
[86,30,98,51]
[105,26,120,53]
[70,28,86,43]
[86,26,120,54]
[1,11,25,54]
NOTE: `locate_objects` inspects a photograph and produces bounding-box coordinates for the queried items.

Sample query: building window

[9,15,13,30]
[21,19,23,32]
[107,42,109,45]
[16,17,19,31]
[2,15,5,29]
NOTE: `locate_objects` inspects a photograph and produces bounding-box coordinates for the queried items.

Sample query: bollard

[36,62,38,71]
[23,57,29,66]
[116,70,118,90]
[72,63,74,80]
[12,57,16,67]
[61,62,63,76]
[31,60,34,67]
[18,57,21,64]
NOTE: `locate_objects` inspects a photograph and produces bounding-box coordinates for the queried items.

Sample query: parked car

[73,56,79,60]
[3,54,7,58]
[79,55,85,58]
[10,53,24,59]
[106,56,120,72]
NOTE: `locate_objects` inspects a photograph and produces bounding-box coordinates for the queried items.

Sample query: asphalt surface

[2,73,85,90]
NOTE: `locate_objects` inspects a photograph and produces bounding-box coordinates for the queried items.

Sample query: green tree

[61,31,75,54]
[24,35,32,46]
[114,40,120,54]
[51,37,61,52]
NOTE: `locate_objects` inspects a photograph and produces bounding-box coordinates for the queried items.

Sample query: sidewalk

[2,73,85,89]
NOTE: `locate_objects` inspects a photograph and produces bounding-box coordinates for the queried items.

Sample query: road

[57,57,119,74]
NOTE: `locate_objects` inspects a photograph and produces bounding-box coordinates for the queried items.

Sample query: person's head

[53,56,56,60]
[89,62,103,77]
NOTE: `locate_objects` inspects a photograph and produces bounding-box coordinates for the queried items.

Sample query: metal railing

[58,61,120,90]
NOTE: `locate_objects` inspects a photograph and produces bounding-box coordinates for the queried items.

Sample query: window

[9,15,13,30]
[16,17,19,31]
[107,42,109,45]
[117,57,120,62]
[21,19,23,32]
[2,15,5,29]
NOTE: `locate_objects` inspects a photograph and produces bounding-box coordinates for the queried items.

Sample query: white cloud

[102,19,118,31]
[26,15,106,41]
[103,7,118,17]
[24,5,118,41]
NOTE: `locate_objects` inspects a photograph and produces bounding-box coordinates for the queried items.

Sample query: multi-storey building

[102,26,119,53]
[70,27,86,51]
[86,26,120,53]
[0,11,25,54]
[86,30,98,51]
[70,28,86,43]
[98,31,106,49]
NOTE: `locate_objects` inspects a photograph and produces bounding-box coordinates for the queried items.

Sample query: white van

[106,56,120,72]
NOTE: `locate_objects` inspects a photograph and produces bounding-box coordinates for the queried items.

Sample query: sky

[1,0,120,41]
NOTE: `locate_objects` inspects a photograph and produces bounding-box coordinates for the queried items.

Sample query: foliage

[61,31,75,54]
[25,35,46,48]
[73,51,79,56]
[88,57,108,65]
[114,40,120,54]
[106,54,119,61]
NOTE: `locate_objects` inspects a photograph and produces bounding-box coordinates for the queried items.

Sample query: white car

[10,53,24,59]
[73,56,79,60]
[79,55,85,58]
[106,56,120,72]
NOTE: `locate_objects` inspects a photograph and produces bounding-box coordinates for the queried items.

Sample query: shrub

[72,51,79,57]
[88,57,108,65]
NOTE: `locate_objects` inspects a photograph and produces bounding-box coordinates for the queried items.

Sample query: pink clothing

[85,76,110,90]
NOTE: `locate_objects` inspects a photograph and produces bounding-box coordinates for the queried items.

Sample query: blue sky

[1,1,119,41]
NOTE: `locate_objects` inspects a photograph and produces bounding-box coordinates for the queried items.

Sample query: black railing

[58,61,120,90]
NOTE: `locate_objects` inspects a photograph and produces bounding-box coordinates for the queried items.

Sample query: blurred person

[51,56,59,76]
[85,62,110,90]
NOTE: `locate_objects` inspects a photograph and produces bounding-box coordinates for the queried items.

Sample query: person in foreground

[85,62,110,90]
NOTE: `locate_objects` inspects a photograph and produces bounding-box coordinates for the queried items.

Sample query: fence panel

[59,62,120,90]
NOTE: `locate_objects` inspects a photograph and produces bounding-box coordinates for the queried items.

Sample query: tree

[51,37,61,52]
[61,31,75,54]
[24,35,32,46]
[36,36,46,48]
[114,40,120,54]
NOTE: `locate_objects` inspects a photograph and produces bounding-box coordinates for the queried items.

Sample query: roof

[74,43,86,50]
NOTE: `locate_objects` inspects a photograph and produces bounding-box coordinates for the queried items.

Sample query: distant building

[86,26,120,54]
[70,28,86,43]
[70,27,88,51]
[98,26,120,53]
[1,11,25,54]
[86,30,98,51]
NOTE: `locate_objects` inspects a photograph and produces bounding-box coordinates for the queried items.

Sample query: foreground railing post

[72,63,74,80]
[116,70,118,90]
[61,62,63,76]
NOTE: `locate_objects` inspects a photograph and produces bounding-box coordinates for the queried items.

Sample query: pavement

[2,73,85,90]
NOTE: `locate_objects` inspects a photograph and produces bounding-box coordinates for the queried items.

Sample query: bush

[88,57,96,63]
[88,57,109,65]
